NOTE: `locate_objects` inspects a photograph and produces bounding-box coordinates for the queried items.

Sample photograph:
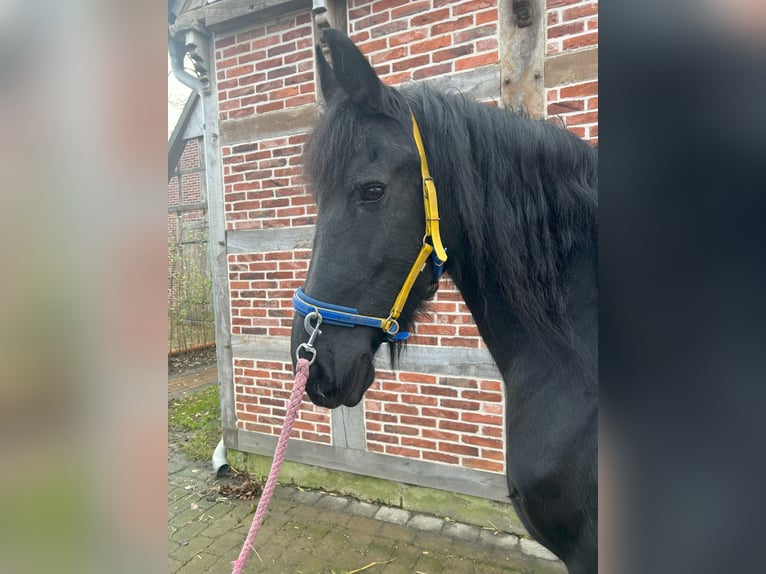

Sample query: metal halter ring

[296,311,322,365]
[383,316,400,336]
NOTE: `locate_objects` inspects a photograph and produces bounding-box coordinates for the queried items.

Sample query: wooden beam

[220,104,319,145]
[237,429,511,502]
[544,47,598,88]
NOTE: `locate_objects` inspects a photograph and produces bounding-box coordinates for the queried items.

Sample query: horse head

[290,29,442,408]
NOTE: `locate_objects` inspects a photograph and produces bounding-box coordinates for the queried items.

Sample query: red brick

[563,31,598,50]
[423,451,459,465]
[475,8,497,25]
[564,111,599,126]
[431,15,474,36]
[371,0,410,13]
[384,424,420,436]
[462,390,502,402]
[463,458,504,472]
[221,43,251,59]
[422,428,460,442]
[385,446,421,458]
[455,52,497,71]
[559,81,598,98]
[411,9,449,26]
[238,50,268,65]
[439,420,479,433]
[401,394,438,406]
[453,0,494,16]
[370,20,407,38]
[215,36,236,49]
[441,399,480,411]
[350,4,372,18]
[399,372,437,384]
[441,337,480,347]
[371,46,409,65]
[388,29,429,47]
[432,44,473,62]
[400,415,437,428]
[368,432,399,444]
[229,107,254,119]
[401,437,437,450]
[462,412,503,425]
[563,3,599,21]
[462,435,503,448]
[547,21,584,39]
[367,411,397,423]
[454,24,496,43]
[547,100,585,115]
[282,25,312,42]
[226,64,255,78]
[393,0,432,19]
[439,442,478,457]
[355,11,389,30]
[384,403,419,416]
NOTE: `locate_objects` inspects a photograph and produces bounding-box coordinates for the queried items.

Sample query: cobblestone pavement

[169,447,566,574]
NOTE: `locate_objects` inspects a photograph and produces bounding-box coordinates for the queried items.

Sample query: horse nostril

[310,362,331,398]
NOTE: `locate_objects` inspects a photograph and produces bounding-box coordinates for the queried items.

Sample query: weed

[169,385,221,462]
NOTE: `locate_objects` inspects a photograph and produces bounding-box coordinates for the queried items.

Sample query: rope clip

[296,311,322,365]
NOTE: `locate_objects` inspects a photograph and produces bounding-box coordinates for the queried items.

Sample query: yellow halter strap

[381,110,448,334]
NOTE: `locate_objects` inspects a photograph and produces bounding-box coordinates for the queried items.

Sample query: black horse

[291,29,597,573]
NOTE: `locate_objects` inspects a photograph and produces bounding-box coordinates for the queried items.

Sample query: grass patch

[168,385,222,462]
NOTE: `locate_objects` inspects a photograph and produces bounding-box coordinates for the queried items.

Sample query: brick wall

[168,136,208,343]
[214,0,598,480]
[545,0,598,142]
[215,13,316,121]
[221,134,314,231]
[348,0,499,85]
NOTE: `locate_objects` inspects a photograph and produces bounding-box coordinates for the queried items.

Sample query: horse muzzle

[304,349,375,409]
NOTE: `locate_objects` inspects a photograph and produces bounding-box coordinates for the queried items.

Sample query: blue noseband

[292,287,411,342]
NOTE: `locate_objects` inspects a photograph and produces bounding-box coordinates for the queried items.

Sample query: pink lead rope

[231,357,310,574]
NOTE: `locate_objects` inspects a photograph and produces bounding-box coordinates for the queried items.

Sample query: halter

[293,109,447,349]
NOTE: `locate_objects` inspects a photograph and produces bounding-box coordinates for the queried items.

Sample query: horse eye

[360,184,385,202]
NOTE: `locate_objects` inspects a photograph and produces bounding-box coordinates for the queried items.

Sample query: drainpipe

[169,26,230,477]
[168,31,203,94]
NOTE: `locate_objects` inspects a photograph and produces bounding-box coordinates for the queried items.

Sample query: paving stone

[167,437,566,573]
[408,512,445,533]
[443,520,481,542]
[373,505,411,525]
[288,487,323,505]
[314,493,351,512]
[176,550,219,574]
[346,499,379,518]
[479,528,520,549]
[520,537,560,561]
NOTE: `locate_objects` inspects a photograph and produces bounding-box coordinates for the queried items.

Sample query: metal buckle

[295,311,322,365]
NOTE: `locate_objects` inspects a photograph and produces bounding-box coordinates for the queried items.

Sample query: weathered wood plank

[198,59,238,450]
[172,0,312,34]
[231,335,502,380]
[237,429,511,501]
[220,104,319,145]
[226,227,315,253]
[499,0,545,117]
[332,405,367,450]
[544,47,598,88]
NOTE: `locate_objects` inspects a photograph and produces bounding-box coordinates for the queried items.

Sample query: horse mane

[305,83,598,360]
[404,86,598,353]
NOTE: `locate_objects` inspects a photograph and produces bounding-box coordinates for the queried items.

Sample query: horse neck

[445,240,598,381]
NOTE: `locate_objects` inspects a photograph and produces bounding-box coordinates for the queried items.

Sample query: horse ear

[315,44,342,103]
[320,28,385,112]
